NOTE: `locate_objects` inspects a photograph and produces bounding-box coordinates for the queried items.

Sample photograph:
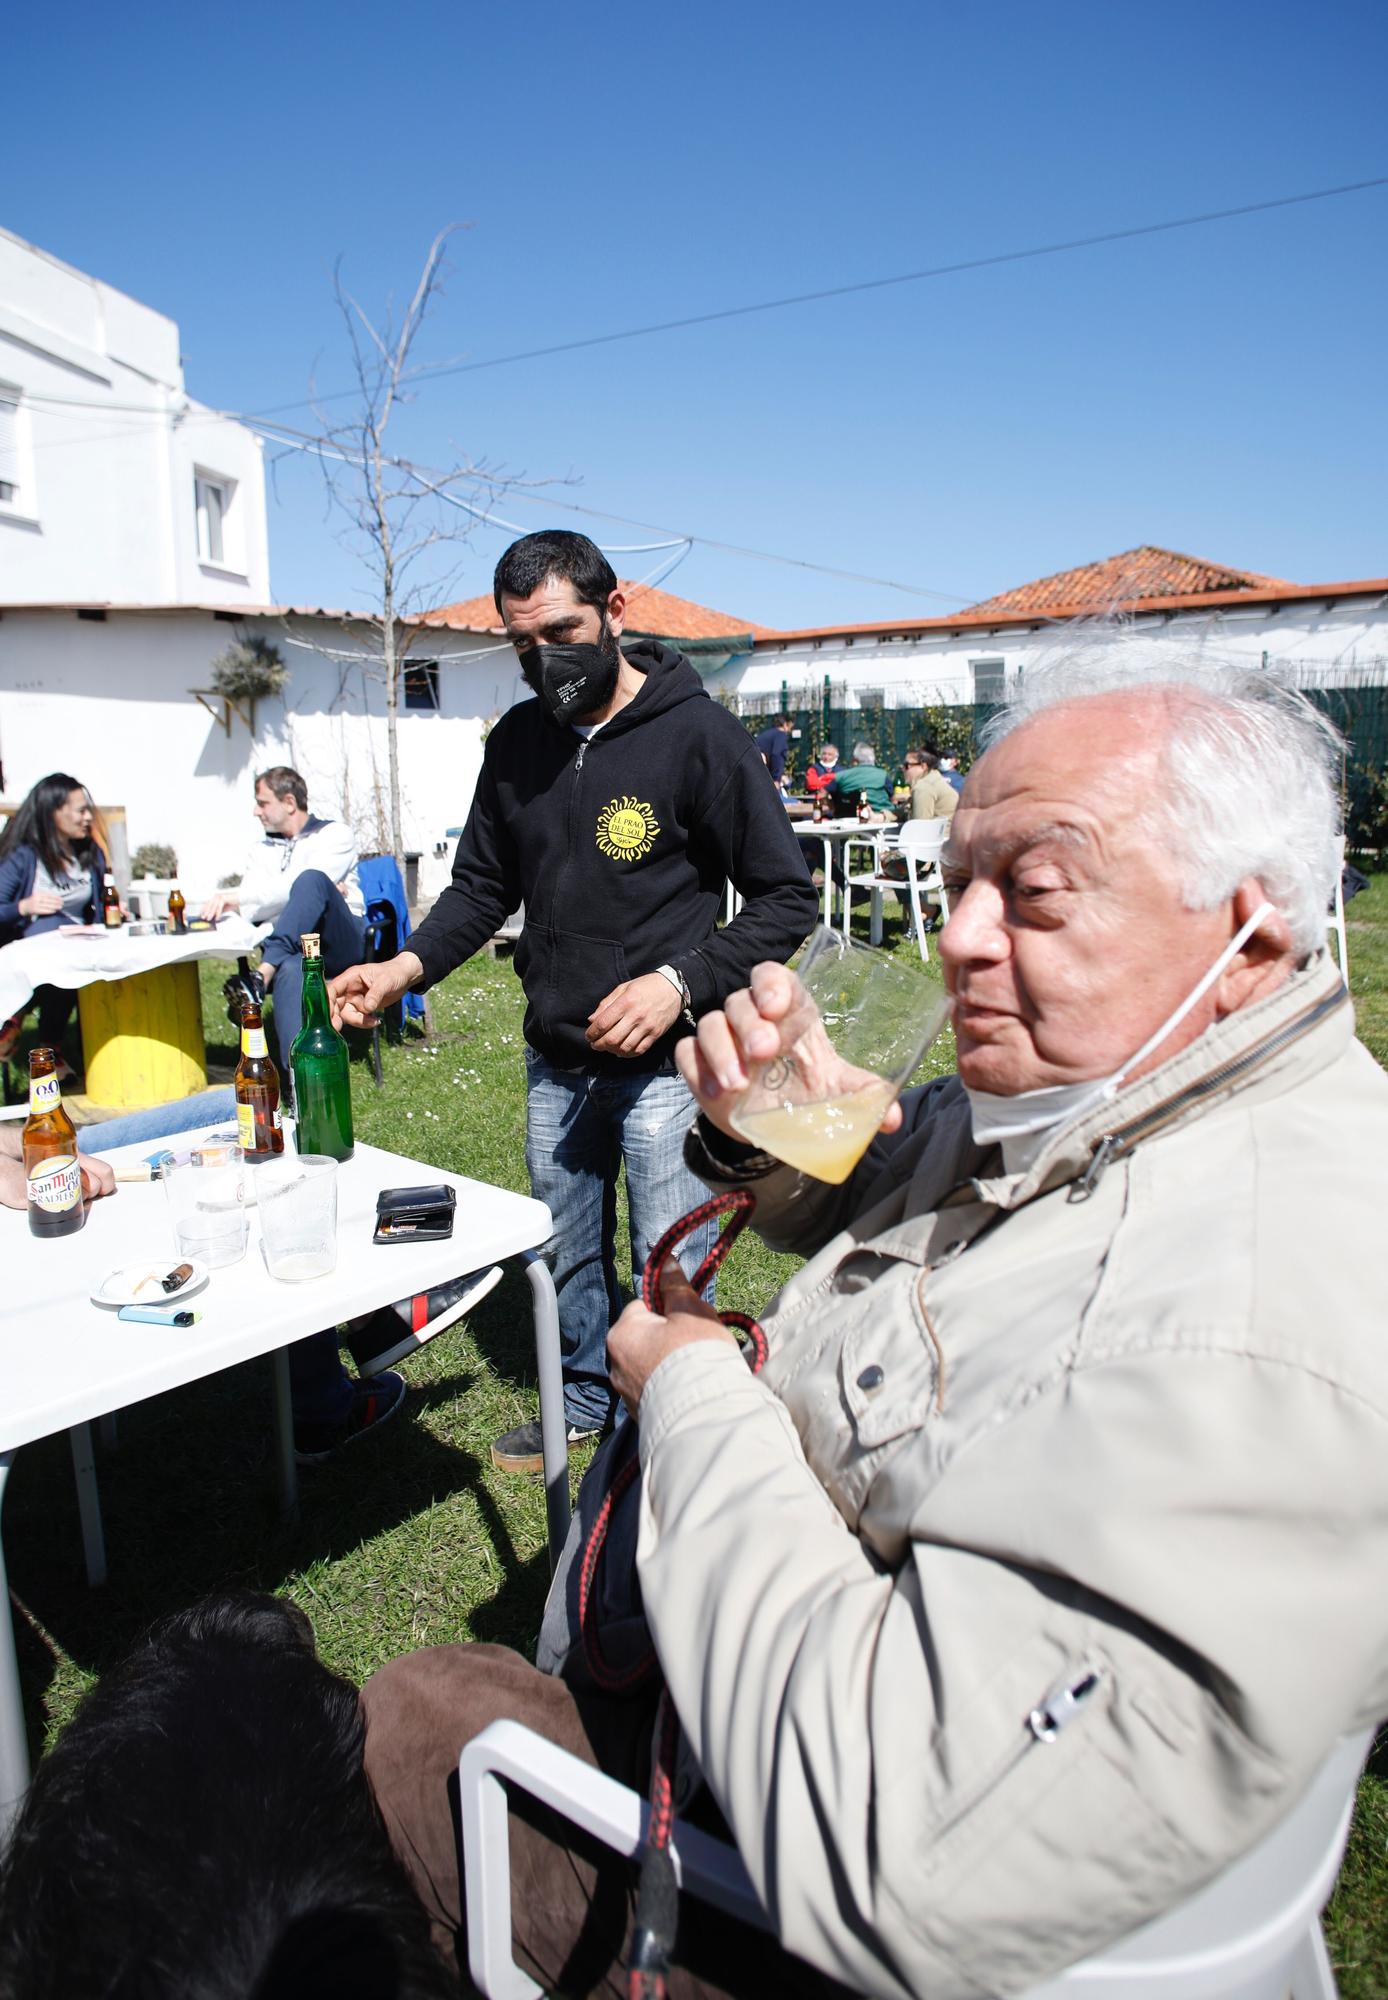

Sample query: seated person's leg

[75,1087,237,1153]
[362,1646,844,1997]
[258,869,366,1066]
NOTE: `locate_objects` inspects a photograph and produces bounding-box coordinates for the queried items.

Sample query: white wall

[0,228,269,605]
[713,593,1388,709]
[0,611,527,899]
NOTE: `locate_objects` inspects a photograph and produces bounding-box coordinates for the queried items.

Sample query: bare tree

[303,229,513,867]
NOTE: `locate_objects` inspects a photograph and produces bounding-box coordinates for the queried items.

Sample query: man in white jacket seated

[202,765,366,1065]
[358,652,1388,2000]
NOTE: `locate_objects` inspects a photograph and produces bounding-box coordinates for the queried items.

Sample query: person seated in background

[827,739,892,819]
[803,742,840,795]
[0,772,112,1074]
[903,743,959,821]
[0,1089,495,1464]
[939,750,964,793]
[753,714,793,785]
[359,654,1388,1998]
[0,1590,452,2000]
[202,766,366,1066]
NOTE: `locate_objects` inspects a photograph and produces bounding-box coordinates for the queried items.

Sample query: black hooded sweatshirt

[407,640,819,1073]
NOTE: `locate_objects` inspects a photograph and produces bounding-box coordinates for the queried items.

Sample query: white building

[0,227,269,605]
[709,547,1388,712]
[0,580,761,900]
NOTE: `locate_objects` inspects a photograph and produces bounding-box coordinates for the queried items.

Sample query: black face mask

[521,620,622,726]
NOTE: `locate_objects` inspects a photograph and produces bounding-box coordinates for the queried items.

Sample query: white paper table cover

[0,917,271,1025]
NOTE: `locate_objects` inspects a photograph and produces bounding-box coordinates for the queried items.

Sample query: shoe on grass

[344,1265,504,1377]
[490,1417,602,1475]
[222,957,265,1029]
[294,1371,406,1466]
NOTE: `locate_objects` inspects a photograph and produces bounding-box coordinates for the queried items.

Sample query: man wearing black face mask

[330,531,818,1471]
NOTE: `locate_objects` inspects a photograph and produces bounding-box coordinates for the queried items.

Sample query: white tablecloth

[0,918,269,1024]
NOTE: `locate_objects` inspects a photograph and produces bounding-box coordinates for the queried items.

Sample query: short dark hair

[493,530,617,616]
[255,765,308,811]
[0,1591,452,2000]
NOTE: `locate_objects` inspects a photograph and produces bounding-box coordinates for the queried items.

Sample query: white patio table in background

[793,818,894,930]
[0,1124,561,1828]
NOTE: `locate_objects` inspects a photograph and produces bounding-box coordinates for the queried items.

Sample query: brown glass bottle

[235,1000,284,1160]
[166,886,187,934]
[101,873,122,927]
[24,1046,85,1237]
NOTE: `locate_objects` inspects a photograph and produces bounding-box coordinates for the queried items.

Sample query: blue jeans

[76,1086,353,1427]
[261,870,366,1069]
[523,1051,718,1433]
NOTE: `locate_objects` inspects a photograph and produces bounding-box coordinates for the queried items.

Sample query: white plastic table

[0,1126,563,1826]
[794,818,893,929]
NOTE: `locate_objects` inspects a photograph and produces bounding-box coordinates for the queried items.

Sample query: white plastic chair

[458,1719,1373,2000]
[846,817,951,959]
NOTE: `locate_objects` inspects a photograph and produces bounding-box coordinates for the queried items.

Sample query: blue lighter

[116,1306,202,1327]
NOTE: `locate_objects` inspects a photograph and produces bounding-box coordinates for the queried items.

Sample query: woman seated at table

[0,771,109,1071]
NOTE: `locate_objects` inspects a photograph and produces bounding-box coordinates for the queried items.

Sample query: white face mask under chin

[964,901,1274,1176]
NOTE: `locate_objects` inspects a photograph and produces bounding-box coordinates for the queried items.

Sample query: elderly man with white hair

[361,657,1388,1999]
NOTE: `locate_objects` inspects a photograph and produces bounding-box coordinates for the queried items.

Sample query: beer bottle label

[29,1072,61,1114]
[28,1156,81,1214]
[241,1025,268,1058]
[236,1103,256,1151]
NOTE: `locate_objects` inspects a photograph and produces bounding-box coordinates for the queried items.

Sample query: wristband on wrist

[655,962,695,1026]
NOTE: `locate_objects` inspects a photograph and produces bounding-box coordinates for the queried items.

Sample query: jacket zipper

[1069,984,1348,1202]
[927,1664,1105,1853]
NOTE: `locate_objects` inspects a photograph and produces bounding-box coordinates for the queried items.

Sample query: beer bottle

[235,998,284,1160]
[166,886,187,934]
[289,933,354,1161]
[101,873,123,927]
[811,792,824,825]
[857,792,873,824]
[24,1046,85,1237]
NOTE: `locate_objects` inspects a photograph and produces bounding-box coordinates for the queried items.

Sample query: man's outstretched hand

[329,951,424,1030]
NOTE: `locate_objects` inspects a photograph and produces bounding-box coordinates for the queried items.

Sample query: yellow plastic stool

[78,963,208,1110]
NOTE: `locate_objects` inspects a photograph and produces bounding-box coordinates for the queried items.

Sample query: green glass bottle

[290,932,355,1161]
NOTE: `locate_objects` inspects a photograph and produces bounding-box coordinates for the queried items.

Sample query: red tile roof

[422,579,772,642]
[961,545,1289,619]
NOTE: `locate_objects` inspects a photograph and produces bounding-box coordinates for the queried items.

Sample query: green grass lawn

[6,884,1386,1992]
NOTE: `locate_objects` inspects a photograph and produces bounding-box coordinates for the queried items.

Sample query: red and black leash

[577,1189,764,2000]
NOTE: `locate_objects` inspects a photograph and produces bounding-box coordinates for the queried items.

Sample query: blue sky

[9,0,1387,627]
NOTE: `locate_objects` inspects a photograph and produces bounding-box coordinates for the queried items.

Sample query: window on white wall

[403,659,441,711]
[194,470,236,567]
[0,386,26,511]
[969,656,1006,702]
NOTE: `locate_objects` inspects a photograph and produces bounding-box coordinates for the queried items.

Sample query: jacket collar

[971,953,1352,1212]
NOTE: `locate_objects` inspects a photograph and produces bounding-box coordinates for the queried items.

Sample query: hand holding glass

[729,928,951,1183]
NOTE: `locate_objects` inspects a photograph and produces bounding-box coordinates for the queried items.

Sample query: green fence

[741,677,1388,852]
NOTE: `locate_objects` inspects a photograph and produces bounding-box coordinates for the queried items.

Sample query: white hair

[851,741,876,764]
[981,643,1343,957]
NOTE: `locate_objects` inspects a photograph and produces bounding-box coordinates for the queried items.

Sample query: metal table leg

[0,1451,31,1834]
[69,1423,107,1588]
[523,1252,569,1573]
[271,1349,299,1521]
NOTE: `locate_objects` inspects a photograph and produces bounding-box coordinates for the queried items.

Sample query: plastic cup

[728,926,952,1183]
[256,1155,338,1282]
[160,1142,249,1268]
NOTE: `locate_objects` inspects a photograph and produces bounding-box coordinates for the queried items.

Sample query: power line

[244,172,1388,414]
[19,174,1388,425]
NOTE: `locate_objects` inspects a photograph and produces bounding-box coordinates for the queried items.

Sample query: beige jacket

[909,769,958,821]
[636,956,1388,1999]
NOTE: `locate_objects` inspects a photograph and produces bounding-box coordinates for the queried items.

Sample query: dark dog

[0,1592,454,1999]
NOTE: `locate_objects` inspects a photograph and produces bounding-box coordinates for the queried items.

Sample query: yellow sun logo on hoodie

[596,795,660,860]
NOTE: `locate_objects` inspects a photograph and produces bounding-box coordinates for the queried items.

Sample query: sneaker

[490,1417,602,1475]
[223,957,264,1029]
[294,1371,406,1465]
[344,1265,504,1377]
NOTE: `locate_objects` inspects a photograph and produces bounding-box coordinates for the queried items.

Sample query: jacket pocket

[526,923,630,1044]
[884,1642,1189,1994]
